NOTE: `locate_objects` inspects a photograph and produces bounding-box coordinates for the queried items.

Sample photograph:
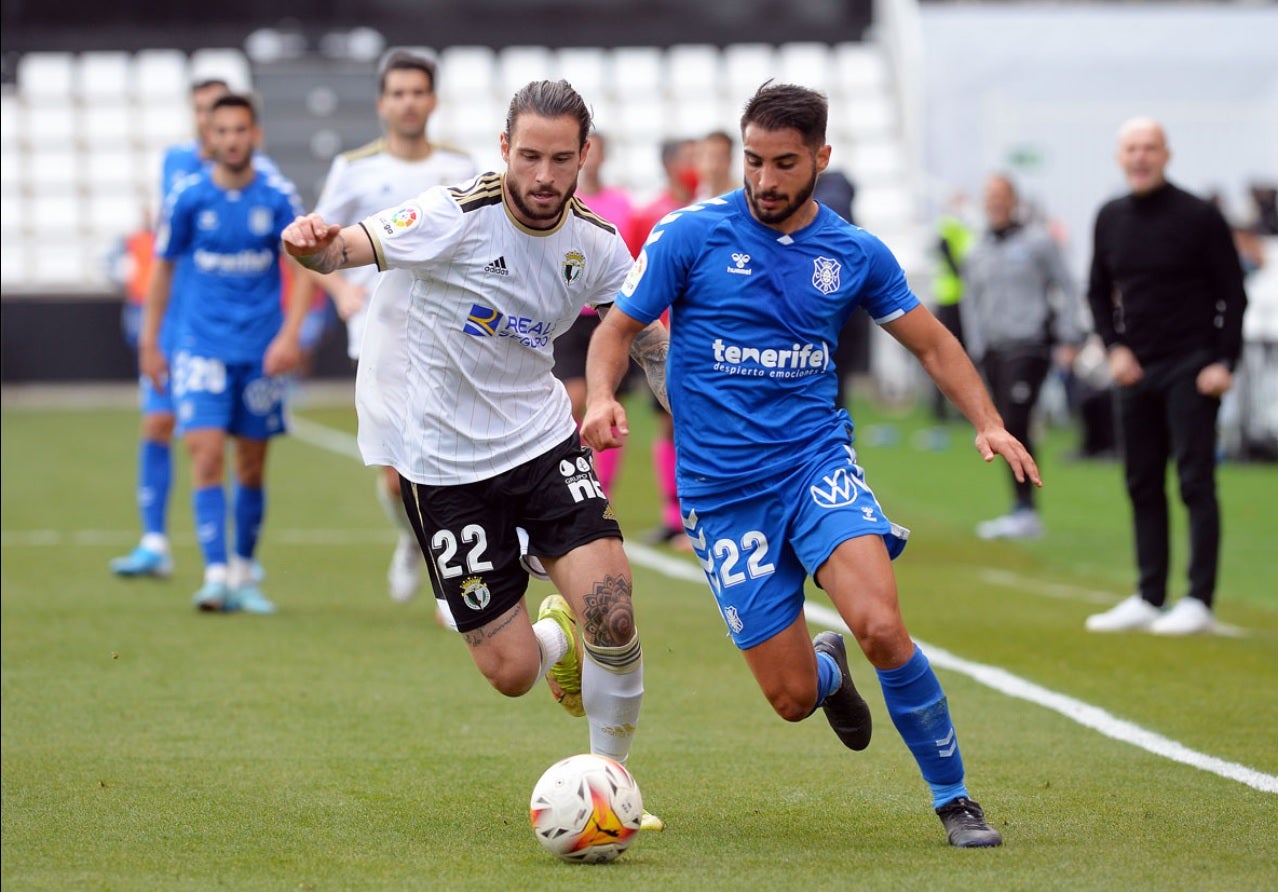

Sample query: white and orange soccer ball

[529,753,643,863]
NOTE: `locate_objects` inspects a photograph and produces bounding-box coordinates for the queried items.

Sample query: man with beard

[582,82,1032,848]
[281,81,668,830]
[288,49,475,612]
[140,93,308,614]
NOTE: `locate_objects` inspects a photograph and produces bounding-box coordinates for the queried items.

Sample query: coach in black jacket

[1083,117,1247,636]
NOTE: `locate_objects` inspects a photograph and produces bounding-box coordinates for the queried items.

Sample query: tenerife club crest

[563,250,585,285]
[812,256,842,294]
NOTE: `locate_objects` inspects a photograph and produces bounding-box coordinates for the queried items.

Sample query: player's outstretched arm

[583,307,647,451]
[883,305,1042,487]
[263,256,314,377]
[280,215,374,274]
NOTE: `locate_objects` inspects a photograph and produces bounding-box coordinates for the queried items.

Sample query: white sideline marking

[625,543,1277,795]
[186,416,1278,795]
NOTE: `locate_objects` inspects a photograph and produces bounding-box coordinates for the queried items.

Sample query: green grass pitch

[3,387,1275,890]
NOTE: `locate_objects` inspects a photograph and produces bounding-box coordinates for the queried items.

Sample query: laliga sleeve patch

[619,249,648,297]
[372,203,423,239]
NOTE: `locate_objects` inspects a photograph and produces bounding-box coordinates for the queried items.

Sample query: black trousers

[982,345,1051,511]
[1115,350,1221,607]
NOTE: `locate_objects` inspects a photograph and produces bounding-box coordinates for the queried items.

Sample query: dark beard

[745,168,817,226]
[508,182,576,229]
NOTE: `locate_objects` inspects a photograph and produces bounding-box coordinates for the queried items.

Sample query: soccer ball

[529,753,643,863]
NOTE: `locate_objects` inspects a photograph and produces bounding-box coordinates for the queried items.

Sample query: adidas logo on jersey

[483,256,510,276]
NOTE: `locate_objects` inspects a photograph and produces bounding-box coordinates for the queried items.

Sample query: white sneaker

[1149,598,1215,636]
[388,534,423,603]
[976,509,1044,541]
[1085,594,1161,633]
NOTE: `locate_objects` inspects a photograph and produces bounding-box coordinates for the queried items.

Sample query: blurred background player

[962,173,1083,540]
[695,129,736,199]
[552,130,640,497]
[631,138,698,549]
[288,49,475,613]
[140,94,308,614]
[110,77,229,579]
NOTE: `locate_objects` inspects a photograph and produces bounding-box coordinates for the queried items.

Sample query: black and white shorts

[399,432,622,633]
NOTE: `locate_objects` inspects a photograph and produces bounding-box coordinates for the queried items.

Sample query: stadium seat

[669,95,734,140]
[840,94,898,139]
[26,148,82,194]
[21,102,79,150]
[608,47,663,99]
[131,49,190,103]
[853,183,916,228]
[438,46,497,102]
[840,137,906,185]
[610,94,665,142]
[0,148,24,195]
[82,101,138,150]
[76,51,133,103]
[0,95,20,151]
[85,147,144,193]
[29,238,88,286]
[16,51,76,103]
[497,46,556,100]
[554,47,607,99]
[722,43,776,99]
[137,101,193,151]
[86,189,146,240]
[0,239,29,287]
[777,42,834,93]
[833,42,889,96]
[190,47,253,92]
[666,44,722,100]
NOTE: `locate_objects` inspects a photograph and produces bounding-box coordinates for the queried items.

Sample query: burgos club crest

[460,576,491,611]
[812,256,842,294]
[563,250,585,285]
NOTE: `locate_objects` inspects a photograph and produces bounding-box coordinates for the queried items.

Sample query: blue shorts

[172,351,288,440]
[680,443,909,650]
[139,373,175,416]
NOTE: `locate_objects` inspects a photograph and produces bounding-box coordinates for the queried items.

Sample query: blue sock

[234,484,265,562]
[193,486,227,567]
[138,440,171,537]
[815,650,841,705]
[877,646,970,809]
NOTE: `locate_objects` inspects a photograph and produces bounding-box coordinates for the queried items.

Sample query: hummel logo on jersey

[483,256,510,276]
[727,251,753,276]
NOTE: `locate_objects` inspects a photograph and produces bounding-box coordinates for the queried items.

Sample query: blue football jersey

[155,163,303,363]
[157,144,284,354]
[615,190,919,496]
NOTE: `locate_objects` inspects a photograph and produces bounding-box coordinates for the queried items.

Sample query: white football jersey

[313,139,476,358]
[355,172,635,486]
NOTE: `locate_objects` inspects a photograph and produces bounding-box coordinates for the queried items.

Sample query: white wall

[919,3,1278,283]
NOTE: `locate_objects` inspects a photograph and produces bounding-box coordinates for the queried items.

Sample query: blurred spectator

[961,173,1083,540]
[554,130,639,496]
[695,129,736,199]
[632,139,698,550]
[930,191,976,420]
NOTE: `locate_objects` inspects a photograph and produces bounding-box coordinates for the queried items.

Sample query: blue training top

[154,161,302,364]
[615,189,919,497]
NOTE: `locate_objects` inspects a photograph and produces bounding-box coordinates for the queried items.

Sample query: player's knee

[768,687,816,723]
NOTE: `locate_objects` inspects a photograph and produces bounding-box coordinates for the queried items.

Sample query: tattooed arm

[600,304,671,414]
[280,215,375,274]
[582,305,669,450]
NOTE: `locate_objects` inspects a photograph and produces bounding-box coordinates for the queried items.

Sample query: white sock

[376,476,414,535]
[204,563,228,585]
[140,533,169,554]
[582,634,644,764]
[228,555,253,588]
[533,618,568,678]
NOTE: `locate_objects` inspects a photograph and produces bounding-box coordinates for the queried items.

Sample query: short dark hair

[740,81,827,148]
[505,80,592,149]
[378,49,437,95]
[704,129,734,148]
[191,78,229,94]
[210,92,257,123]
